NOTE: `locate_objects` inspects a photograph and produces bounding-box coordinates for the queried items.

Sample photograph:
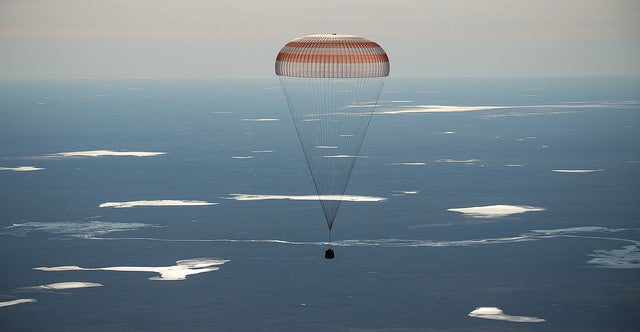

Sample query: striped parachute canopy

[276,34,389,231]
[275,34,389,78]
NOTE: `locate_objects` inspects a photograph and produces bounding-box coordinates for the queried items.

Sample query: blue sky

[1,0,639,79]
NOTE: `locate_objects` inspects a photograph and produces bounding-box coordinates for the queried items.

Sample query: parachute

[275,34,390,241]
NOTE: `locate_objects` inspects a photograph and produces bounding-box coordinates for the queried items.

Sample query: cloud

[552,169,605,173]
[379,105,506,114]
[24,282,102,290]
[506,164,524,167]
[225,194,387,202]
[5,221,158,239]
[345,103,379,108]
[482,111,578,118]
[242,118,279,122]
[251,150,273,153]
[390,162,426,166]
[378,103,626,115]
[35,258,230,281]
[0,166,45,172]
[99,200,217,208]
[468,307,545,323]
[315,145,338,149]
[323,155,364,158]
[0,299,37,308]
[447,205,545,218]
[436,159,481,164]
[378,100,414,104]
[231,156,254,159]
[45,150,165,158]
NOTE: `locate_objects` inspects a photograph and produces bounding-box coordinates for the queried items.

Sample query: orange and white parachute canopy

[275,34,390,78]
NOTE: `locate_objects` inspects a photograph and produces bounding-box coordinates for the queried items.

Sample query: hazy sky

[1,0,639,79]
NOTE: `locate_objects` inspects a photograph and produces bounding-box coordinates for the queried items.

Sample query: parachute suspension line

[280,76,385,230]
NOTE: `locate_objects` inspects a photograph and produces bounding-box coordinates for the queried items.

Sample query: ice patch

[468,307,545,323]
[87,227,640,268]
[448,205,545,218]
[91,235,534,247]
[0,299,37,308]
[35,258,230,281]
[588,243,640,269]
[225,194,387,202]
[533,227,640,269]
[99,200,217,208]
[5,221,158,239]
[0,166,45,172]
[531,226,626,235]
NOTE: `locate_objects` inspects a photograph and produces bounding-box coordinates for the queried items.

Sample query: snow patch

[35,258,230,281]
[47,150,165,158]
[99,200,217,208]
[468,307,545,323]
[552,169,605,173]
[448,205,545,218]
[26,282,103,290]
[0,299,37,308]
[0,166,45,172]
